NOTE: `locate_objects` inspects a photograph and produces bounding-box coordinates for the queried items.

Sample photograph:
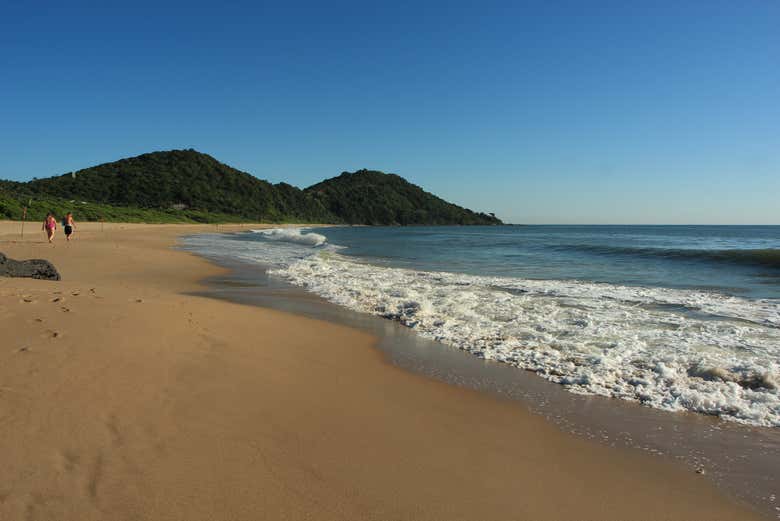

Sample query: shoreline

[186,234,780,519]
[0,221,769,520]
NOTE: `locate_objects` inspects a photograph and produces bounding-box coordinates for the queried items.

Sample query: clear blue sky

[1,1,778,224]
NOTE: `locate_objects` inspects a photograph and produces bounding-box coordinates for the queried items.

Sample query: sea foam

[269,252,780,427]
[186,228,780,427]
[252,227,327,247]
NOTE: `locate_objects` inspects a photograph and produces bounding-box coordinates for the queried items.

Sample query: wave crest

[252,228,327,247]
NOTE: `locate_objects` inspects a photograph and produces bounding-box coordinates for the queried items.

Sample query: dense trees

[306,170,501,225]
[1,150,502,225]
[18,150,334,222]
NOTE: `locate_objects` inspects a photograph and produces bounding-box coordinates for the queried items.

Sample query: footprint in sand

[21,297,35,303]
[58,449,81,473]
[87,453,104,501]
[60,306,71,313]
[43,330,60,339]
[51,297,64,303]
[105,414,124,447]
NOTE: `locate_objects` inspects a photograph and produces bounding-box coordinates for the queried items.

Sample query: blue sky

[1,1,778,224]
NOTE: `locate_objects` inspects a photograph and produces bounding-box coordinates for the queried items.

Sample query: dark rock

[0,252,61,281]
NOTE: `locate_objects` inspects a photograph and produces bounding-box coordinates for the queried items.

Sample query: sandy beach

[0,221,766,520]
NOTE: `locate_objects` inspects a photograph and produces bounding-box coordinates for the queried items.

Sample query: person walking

[63,212,75,241]
[42,212,57,243]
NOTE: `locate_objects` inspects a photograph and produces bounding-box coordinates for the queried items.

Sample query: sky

[1,1,778,224]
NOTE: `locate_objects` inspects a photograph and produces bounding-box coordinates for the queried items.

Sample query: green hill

[306,170,501,225]
[16,149,334,223]
[0,150,502,225]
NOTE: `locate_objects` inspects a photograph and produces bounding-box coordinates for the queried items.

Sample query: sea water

[182,225,780,427]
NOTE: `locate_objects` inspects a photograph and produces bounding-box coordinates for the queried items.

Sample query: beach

[0,221,767,520]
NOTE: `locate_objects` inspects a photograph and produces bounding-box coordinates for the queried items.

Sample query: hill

[306,170,501,225]
[0,150,502,225]
[15,150,334,223]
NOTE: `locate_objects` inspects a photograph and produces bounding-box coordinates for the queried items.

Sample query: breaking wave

[184,228,780,427]
[270,250,780,427]
[252,228,327,247]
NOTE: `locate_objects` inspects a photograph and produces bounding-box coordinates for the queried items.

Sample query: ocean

[183,225,780,428]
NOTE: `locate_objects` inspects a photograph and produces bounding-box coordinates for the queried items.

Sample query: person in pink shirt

[42,212,57,243]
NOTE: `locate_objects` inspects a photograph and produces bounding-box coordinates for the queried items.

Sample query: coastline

[0,221,768,520]
[192,250,780,518]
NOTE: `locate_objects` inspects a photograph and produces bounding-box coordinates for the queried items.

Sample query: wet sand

[0,221,768,520]
[196,256,780,518]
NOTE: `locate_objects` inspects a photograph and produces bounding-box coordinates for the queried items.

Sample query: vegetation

[306,170,501,225]
[0,150,502,225]
[14,150,334,223]
[0,191,252,223]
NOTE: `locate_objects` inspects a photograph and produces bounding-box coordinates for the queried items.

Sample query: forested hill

[17,150,334,223]
[0,150,502,225]
[306,170,501,225]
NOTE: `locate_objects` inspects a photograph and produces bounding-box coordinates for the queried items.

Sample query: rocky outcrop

[0,252,60,281]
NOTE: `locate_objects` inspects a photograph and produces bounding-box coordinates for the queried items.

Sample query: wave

[271,252,780,427]
[557,244,780,269]
[252,228,327,247]
[182,230,780,427]
[181,229,334,269]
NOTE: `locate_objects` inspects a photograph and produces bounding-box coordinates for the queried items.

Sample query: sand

[0,220,766,520]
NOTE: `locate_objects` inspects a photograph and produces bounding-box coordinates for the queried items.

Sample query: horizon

[2,2,778,225]
[2,147,779,227]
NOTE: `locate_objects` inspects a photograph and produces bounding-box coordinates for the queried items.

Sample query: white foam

[181,231,780,427]
[182,232,308,270]
[252,227,327,247]
[182,228,336,268]
[270,252,780,427]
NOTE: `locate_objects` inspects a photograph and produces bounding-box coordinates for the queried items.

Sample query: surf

[270,249,780,427]
[183,225,780,427]
[251,228,327,247]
